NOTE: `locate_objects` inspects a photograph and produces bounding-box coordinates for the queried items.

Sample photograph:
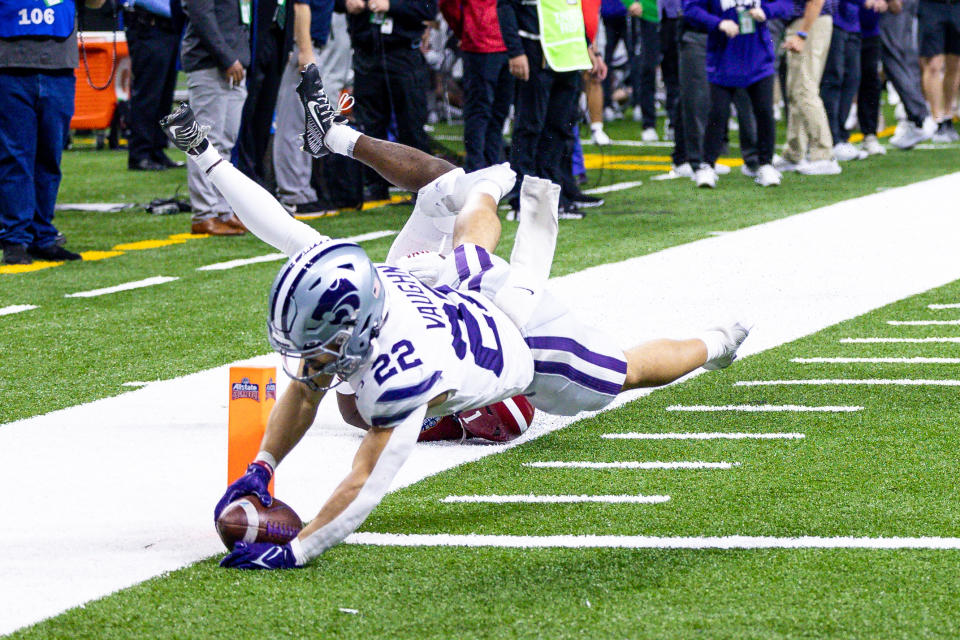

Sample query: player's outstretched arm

[213,379,328,522]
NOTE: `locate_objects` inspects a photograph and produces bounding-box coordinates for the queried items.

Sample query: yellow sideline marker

[228,367,277,492]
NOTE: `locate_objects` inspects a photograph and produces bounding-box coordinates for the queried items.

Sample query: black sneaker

[29,244,82,261]
[568,191,604,208]
[159,103,210,155]
[296,64,349,158]
[2,243,31,265]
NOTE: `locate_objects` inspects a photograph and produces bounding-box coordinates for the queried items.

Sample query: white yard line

[0,304,37,316]
[196,231,397,272]
[64,276,179,298]
[582,180,645,195]
[736,379,960,387]
[440,494,670,504]
[524,461,738,470]
[5,173,960,635]
[841,337,960,343]
[345,533,960,550]
[887,319,960,325]
[792,357,960,364]
[928,303,960,309]
[666,404,863,412]
[602,432,805,440]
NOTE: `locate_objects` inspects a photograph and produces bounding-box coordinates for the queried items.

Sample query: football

[459,395,536,442]
[215,496,303,550]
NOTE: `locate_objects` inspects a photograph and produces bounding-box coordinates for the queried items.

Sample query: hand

[224,60,245,86]
[220,541,300,570]
[509,54,529,81]
[213,461,273,521]
[782,33,805,52]
[748,7,766,21]
[367,0,389,12]
[345,0,365,13]
[396,250,445,286]
[718,19,739,38]
[627,1,643,16]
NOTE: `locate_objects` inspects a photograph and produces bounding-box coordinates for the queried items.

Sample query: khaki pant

[783,15,834,163]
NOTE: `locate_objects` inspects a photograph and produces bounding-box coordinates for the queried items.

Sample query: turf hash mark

[523,461,739,470]
[440,495,671,504]
[666,404,863,412]
[601,432,806,440]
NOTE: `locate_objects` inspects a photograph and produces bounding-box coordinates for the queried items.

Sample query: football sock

[203,154,328,257]
[511,175,560,287]
[191,143,222,173]
[385,206,455,264]
[698,328,728,363]
[325,123,362,157]
[468,179,505,203]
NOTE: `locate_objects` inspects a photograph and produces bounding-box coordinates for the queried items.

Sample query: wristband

[796,31,808,39]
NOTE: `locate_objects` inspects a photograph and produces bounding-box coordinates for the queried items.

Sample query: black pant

[820,27,862,144]
[235,24,286,184]
[602,15,629,108]
[858,34,882,136]
[124,15,179,167]
[509,38,579,202]
[660,16,680,130]
[632,18,660,129]
[704,75,775,167]
[461,51,513,171]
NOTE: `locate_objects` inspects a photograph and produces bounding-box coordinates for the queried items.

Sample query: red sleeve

[439,0,464,38]
[581,0,600,43]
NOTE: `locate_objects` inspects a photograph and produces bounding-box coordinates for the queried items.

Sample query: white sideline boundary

[887,319,960,325]
[791,357,960,364]
[841,337,960,343]
[345,533,960,550]
[5,172,960,635]
[666,404,863,412]
[524,461,738,470]
[736,379,960,387]
[0,304,37,316]
[440,495,670,504]
[603,432,805,440]
[64,276,179,298]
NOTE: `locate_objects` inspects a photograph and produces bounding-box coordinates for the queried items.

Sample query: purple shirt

[601,0,627,18]
[661,0,682,18]
[833,0,862,32]
[859,3,880,36]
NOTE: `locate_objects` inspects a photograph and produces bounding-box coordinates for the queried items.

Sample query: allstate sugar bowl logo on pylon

[231,377,260,402]
[265,378,277,401]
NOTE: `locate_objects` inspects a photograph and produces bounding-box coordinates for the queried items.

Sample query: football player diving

[160,65,749,569]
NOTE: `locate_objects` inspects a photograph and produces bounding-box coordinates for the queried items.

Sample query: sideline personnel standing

[0,0,106,265]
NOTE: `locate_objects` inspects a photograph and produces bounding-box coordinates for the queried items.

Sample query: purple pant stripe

[533,360,623,396]
[453,245,470,284]
[526,336,628,373]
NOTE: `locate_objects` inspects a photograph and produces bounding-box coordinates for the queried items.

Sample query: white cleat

[861,134,886,156]
[695,164,718,188]
[703,322,751,370]
[641,127,659,142]
[590,125,611,146]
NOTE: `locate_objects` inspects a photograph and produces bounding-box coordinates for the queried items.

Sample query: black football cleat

[160,102,210,155]
[296,64,349,158]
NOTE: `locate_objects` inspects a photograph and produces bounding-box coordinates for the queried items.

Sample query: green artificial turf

[2,121,958,425]
[11,278,960,639]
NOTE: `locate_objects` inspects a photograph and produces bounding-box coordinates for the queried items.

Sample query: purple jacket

[601,0,627,18]
[834,0,862,32]
[684,0,793,87]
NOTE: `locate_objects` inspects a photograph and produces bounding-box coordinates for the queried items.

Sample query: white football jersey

[347,264,534,428]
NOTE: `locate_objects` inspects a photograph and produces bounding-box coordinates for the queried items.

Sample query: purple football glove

[213,461,273,521]
[219,541,300,570]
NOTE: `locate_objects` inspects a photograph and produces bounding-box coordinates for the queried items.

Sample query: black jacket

[496,0,538,58]
[181,0,251,72]
[335,0,436,53]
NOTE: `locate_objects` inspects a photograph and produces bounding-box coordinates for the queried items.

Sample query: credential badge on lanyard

[239,0,251,25]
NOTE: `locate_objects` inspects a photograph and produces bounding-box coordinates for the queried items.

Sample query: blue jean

[461,51,513,172]
[0,71,74,248]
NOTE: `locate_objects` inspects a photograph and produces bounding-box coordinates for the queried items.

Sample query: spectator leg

[819,26,847,146]
[638,18,661,129]
[734,88,760,169]
[783,15,834,163]
[353,55,393,197]
[539,71,580,200]
[485,54,514,167]
[678,31,709,167]
[462,52,494,172]
[858,34,882,136]
[880,0,929,125]
[660,15,680,131]
[151,28,181,163]
[703,83,734,168]
[32,73,74,249]
[746,74,777,166]
[602,15,627,109]
[509,40,551,192]
[922,54,946,121]
[388,49,432,154]
[273,43,321,206]
[235,26,284,182]
[0,73,40,246]
[837,33,862,142]
[944,54,960,119]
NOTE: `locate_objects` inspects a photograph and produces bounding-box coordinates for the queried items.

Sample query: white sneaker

[772,153,805,172]
[834,142,866,162]
[714,163,731,175]
[674,162,695,178]
[633,105,643,122]
[641,127,659,142]
[754,164,781,187]
[664,125,675,141]
[603,106,621,122]
[702,322,751,370]
[590,124,611,146]
[741,164,759,178]
[890,119,931,150]
[695,164,718,188]
[893,102,907,122]
[861,134,886,156]
[798,158,842,175]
